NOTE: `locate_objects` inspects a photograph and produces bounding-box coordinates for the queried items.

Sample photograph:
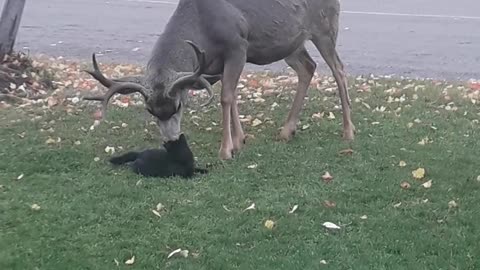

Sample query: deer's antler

[82,54,149,119]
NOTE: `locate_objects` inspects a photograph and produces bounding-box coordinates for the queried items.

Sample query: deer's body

[84,0,354,160]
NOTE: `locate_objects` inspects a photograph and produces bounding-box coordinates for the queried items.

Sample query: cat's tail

[109,151,140,165]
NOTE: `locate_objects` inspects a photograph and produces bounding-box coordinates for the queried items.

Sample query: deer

[83,0,355,160]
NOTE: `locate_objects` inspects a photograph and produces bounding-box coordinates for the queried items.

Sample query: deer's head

[83,41,215,141]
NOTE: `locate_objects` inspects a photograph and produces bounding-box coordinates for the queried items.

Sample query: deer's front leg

[231,97,245,152]
[219,51,246,160]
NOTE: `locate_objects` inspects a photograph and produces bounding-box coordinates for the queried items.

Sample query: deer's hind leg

[279,46,316,141]
[311,34,354,141]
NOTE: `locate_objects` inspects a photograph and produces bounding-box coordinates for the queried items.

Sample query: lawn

[1,73,480,269]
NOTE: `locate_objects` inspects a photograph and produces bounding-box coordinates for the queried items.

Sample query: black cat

[109,134,208,178]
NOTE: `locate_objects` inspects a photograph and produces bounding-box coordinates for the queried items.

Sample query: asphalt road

[2,0,480,80]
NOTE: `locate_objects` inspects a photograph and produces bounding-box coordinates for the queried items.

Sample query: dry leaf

[93,157,100,162]
[31,204,41,210]
[323,200,336,208]
[156,203,164,212]
[319,260,327,265]
[45,137,56,144]
[399,161,407,167]
[400,181,411,190]
[322,222,341,230]
[222,205,231,212]
[247,164,258,169]
[412,168,426,179]
[338,148,354,155]
[17,173,24,180]
[74,141,81,145]
[264,219,275,230]
[327,112,336,120]
[104,146,115,155]
[302,124,310,130]
[252,118,262,127]
[152,209,162,218]
[393,202,402,208]
[125,256,135,265]
[476,175,480,182]
[167,248,182,259]
[448,200,458,209]
[179,250,189,258]
[360,215,368,220]
[407,122,414,128]
[322,172,333,182]
[243,203,255,212]
[288,205,298,214]
[421,180,432,188]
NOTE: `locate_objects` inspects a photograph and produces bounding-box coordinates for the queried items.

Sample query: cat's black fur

[109,134,208,178]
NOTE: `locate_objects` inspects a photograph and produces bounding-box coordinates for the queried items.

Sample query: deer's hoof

[343,128,355,141]
[232,136,246,152]
[279,127,296,142]
[219,147,234,160]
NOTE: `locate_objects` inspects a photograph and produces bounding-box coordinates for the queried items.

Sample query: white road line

[125,0,177,5]
[124,0,480,21]
[342,11,480,20]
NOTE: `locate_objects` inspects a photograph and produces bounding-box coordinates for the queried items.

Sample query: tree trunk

[0,0,26,61]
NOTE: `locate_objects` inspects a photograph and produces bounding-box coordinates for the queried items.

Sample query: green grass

[1,76,480,269]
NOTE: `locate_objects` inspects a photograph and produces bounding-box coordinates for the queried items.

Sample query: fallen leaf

[360,215,368,220]
[302,124,310,130]
[322,200,336,208]
[17,173,24,180]
[393,202,402,208]
[476,175,480,182]
[125,256,135,265]
[264,219,275,230]
[167,248,185,259]
[338,148,354,155]
[322,222,341,230]
[104,146,115,155]
[319,260,327,265]
[47,96,59,108]
[448,200,458,209]
[152,209,162,218]
[243,203,255,212]
[399,161,407,167]
[407,122,414,128]
[421,180,432,188]
[322,172,333,182]
[179,250,189,258]
[247,164,257,169]
[74,141,81,145]
[288,205,298,214]
[93,157,100,162]
[156,203,164,212]
[252,118,262,127]
[412,168,426,180]
[222,205,231,212]
[400,181,411,190]
[327,112,336,120]
[31,204,41,210]
[45,137,56,144]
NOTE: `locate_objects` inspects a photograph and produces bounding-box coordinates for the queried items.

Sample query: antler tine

[198,76,214,107]
[82,53,150,119]
[82,54,114,88]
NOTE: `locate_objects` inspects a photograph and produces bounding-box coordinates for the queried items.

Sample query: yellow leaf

[264,219,275,230]
[412,168,426,179]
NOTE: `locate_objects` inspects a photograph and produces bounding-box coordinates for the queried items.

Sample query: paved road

[2,0,480,80]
